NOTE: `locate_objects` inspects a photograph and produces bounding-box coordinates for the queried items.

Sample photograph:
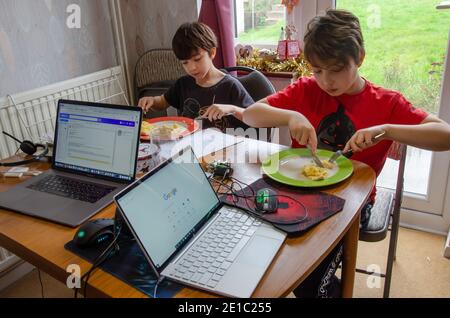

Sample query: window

[337,0,449,116]
[337,0,450,216]
[234,0,286,46]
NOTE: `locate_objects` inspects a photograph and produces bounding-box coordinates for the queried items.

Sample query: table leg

[341,214,360,298]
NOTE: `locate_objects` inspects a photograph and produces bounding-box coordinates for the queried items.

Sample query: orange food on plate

[140,121,154,137]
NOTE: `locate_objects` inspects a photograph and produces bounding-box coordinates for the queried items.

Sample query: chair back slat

[387,141,404,161]
[135,49,186,89]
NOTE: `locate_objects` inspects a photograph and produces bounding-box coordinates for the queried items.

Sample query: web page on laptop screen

[117,149,219,269]
[54,102,140,182]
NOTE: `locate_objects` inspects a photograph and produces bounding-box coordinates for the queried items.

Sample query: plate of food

[140,116,200,141]
[261,148,353,187]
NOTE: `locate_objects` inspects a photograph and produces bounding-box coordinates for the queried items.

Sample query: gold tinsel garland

[237,49,312,79]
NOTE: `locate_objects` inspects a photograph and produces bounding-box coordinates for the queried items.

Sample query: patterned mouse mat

[221,177,346,236]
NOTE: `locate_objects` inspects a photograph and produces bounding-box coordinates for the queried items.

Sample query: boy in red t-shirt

[243,10,450,297]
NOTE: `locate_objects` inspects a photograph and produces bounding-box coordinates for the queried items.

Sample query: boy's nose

[187,64,197,73]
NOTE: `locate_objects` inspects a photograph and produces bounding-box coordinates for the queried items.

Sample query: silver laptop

[0,99,142,227]
[114,146,286,298]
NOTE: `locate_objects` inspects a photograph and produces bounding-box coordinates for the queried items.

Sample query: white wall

[0,0,117,97]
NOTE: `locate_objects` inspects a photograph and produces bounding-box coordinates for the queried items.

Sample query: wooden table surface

[0,139,375,298]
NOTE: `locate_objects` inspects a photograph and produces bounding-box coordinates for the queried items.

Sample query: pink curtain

[198,0,236,68]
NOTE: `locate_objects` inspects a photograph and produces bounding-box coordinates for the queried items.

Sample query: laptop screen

[115,147,220,270]
[54,101,141,182]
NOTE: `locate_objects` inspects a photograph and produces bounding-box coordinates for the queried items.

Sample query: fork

[194,95,216,121]
[328,131,386,164]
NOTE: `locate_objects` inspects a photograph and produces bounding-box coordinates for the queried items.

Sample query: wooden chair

[222,66,276,141]
[134,49,185,117]
[222,66,276,102]
[358,142,407,297]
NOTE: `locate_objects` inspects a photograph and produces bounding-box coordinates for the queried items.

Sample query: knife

[306,145,325,168]
[328,131,386,164]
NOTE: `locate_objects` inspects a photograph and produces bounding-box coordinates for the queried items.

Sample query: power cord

[74,225,122,298]
[37,269,44,298]
[153,276,165,298]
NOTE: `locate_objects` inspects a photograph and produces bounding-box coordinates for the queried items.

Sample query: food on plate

[141,121,186,139]
[302,160,335,180]
[321,160,335,169]
[302,165,329,181]
[140,121,154,137]
[156,123,185,137]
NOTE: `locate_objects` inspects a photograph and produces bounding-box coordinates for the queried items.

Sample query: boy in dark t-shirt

[164,72,253,130]
[243,10,450,297]
[138,22,254,131]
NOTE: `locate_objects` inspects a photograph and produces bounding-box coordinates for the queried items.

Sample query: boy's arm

[202,104,244,121]
[383,115,450,151]
[243,99,319,152]
[138,95,169,113]
[344,115,450,153]
[243,99,298,127]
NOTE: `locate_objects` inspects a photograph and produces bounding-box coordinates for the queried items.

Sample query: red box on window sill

[277,40,301,60]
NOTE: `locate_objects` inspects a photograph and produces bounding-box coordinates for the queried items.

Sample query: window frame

[232,0,335,49]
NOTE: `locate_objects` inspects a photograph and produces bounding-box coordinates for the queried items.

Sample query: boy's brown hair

[304,10,365,68]
[172,22,218,60]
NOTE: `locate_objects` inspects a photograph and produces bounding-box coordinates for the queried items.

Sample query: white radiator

[0,66,129,159]
[0,66,128,274]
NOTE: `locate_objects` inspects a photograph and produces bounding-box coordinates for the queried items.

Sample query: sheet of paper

[158,128,244,159]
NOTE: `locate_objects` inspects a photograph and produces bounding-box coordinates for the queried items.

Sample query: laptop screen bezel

[53,99,142,183]
[114,146,222,275]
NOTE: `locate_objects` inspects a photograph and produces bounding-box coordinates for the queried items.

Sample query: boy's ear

[209,47,217,59]
[358,51,366,67]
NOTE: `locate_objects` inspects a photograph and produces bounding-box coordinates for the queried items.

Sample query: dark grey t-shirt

[164,74,254,129]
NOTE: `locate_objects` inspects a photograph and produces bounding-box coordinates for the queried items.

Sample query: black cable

[37,269,44,298]
[83,241,120,298]
[210,176,309,224]
[74,225,122,298]
[2,131,22,144]
[210,173,228,195]
[234,179,263,213]
[229,176,256,196]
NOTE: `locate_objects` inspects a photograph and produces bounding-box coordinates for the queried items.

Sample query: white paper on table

[3,166,29,177]
[159,128,244,159]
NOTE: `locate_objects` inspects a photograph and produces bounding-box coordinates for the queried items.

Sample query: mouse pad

[65,237,183,298]
[221,177,346,236]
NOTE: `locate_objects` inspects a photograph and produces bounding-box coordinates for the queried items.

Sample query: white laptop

[114,146,286,298]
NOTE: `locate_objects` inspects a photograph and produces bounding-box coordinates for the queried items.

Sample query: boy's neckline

[194,72,228,89]
[340,76,368,97]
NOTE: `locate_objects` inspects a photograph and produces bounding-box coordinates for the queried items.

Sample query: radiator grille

[0,66,128,159]
[0,66,128,273]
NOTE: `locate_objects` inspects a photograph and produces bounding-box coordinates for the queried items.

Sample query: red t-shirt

[267,77,428,200]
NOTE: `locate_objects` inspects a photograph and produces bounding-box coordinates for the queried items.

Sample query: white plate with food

[140,116,200,141]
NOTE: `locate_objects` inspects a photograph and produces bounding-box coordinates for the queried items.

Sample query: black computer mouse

[73,218,115,248]
[255,188,278,213]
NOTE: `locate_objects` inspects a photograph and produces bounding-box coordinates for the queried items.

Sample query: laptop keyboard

[171,207,262,289]
[27,175,116,203]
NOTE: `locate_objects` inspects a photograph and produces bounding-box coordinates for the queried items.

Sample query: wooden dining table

[0,137,375,298]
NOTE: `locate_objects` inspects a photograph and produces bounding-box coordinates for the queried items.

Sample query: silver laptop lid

[114,146,221,273]
[53,99,142,183]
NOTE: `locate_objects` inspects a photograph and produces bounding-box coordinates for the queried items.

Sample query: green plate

[261,148,354,187]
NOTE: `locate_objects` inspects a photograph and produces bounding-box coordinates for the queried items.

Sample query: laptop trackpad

[237,235,280,269]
